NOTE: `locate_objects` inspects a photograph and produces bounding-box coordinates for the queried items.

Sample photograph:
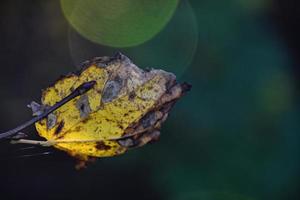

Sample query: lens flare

[61,0,179,47]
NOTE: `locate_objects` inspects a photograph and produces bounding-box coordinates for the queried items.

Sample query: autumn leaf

[0,53,191,167]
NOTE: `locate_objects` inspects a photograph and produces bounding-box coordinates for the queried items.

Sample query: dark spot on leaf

[102,76,123,103]
[147,86,153,90]
[54,120,64,135]
[95,141,111,150]
[54,88,59,94]
[76,94,91,118]
[81,116,91,124]
[140,112,157,128]
[124,127,135,135]
[40,120,45,126]
[128,91,136,101]
[94,127,99,133]
[117,124,124,130]
[80,104,84,110]
[47,113,57,129]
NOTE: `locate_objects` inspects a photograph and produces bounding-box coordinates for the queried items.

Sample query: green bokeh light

[61,0,179,47]
[68,0,198,78]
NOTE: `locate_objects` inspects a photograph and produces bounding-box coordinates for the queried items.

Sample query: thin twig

[0,81,96,140]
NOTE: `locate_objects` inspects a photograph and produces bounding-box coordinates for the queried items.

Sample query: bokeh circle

[61,0,179,47]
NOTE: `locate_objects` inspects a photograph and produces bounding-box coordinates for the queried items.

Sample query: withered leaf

[2,53,191,166]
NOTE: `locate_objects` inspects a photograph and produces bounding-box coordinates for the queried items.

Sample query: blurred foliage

[0,0,299,200]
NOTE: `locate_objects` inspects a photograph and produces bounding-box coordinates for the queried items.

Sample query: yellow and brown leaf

[31,53,191,161]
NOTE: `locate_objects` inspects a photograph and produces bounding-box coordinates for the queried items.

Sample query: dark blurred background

[0,0,299,199]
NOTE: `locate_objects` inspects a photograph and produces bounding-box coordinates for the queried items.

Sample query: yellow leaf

[32,53,191,163]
